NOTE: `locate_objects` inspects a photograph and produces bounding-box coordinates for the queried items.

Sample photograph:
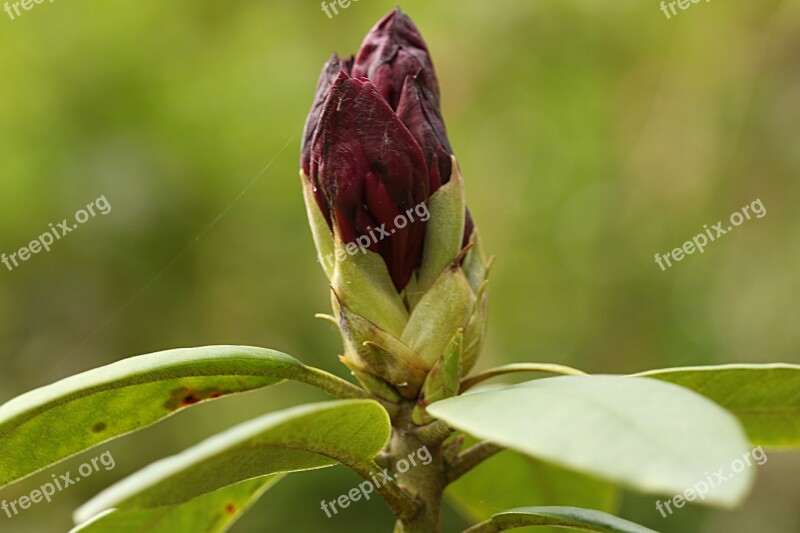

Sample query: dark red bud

[301,53,353,176]
[309,74,429,290]
[351,7,439,110]
[395,71,453,193]
[462,208,475,248]
[302,8,473,290]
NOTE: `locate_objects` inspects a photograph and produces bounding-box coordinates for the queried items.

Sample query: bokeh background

[1,1,798,532]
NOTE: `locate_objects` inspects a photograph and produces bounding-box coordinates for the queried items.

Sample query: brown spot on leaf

[92,422,107,433]
[163,386,226,411]
[182,394,201,405]
[164,387,194,411]
[224,503,236,514]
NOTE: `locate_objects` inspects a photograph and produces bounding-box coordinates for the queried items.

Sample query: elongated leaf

[447,445,618,533]
[463,506,657,533]
[461,363,588,393]
[0,345,363,489]
[74,400,390,524]
[70,475,283,533]
[637,364,800,447]
[428,376,753,507]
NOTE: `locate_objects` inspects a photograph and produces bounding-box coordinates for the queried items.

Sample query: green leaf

[0,345,366,489]
[461,363,588,393]
[70,475,283,533]
[428,375,754,507]
[74,400,390,524]
[637,364,800,447]
[462,506,658,533]
[447,446,619,533]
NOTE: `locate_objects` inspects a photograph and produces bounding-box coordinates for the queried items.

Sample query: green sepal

[338,356,403,403]
[360,342,428,399]
[330,231,408,337]
[462,228,491,294]
[412,157,466,307]
[332,293,429,398]
[300,172,335,281]
[402,263,476,367]
[412,330,463,425]
[462,279,490,374]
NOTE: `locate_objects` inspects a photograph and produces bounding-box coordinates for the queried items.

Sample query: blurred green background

[1,0,798,531]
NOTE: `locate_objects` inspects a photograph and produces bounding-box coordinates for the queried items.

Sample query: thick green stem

[447,441,502,483]
[391,404,448,533]
[350,461,420,521]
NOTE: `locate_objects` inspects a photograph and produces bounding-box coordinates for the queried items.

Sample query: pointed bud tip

[352,8,438,109]
[301,54,354,175]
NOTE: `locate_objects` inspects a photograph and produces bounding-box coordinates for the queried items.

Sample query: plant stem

[416,419,453,445]
[446,441,502,483]
[371,404,499,531]
[391,403,448,533]
[351,461,420,521]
